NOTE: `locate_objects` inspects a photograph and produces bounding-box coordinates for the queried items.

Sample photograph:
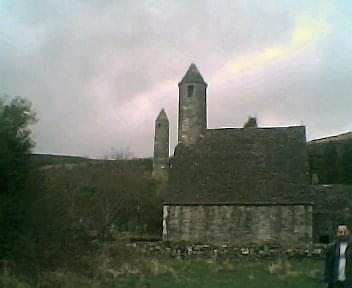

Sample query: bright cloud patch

[213,14,331,84]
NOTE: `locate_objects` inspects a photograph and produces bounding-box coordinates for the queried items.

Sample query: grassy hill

[29,153,89,168]
[29,153,153,172]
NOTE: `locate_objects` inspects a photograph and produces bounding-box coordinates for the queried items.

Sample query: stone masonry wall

[311,185,352,243]
[163,205,312,247]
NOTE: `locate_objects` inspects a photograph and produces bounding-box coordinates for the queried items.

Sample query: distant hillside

[29,153,153,172]
[29,153,90,168]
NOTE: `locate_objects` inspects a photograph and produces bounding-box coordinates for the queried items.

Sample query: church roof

[179,63,207,86]
[309,131,352,144]
[165,126,311,205]
[156,108,169,122]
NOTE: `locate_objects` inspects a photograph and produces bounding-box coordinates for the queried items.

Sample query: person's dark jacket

[324,237,352,285]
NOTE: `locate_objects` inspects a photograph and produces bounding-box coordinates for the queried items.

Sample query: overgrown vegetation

[28,161,162,271]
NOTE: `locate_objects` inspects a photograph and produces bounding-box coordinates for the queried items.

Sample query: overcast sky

[1,0,351,158]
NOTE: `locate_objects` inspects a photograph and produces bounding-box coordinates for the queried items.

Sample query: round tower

[153,108,169,179]
[178,63,207,145]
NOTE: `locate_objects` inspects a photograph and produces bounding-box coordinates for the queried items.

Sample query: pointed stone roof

[156,108,169,122]
[179,63,207,86]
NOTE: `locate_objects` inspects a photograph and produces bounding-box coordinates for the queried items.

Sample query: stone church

[153,64,352,247]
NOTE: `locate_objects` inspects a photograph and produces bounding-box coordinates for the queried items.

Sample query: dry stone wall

[126,241,326,260]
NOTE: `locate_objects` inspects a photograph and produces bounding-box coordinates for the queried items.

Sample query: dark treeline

[0,96,36,262]
[26,161,162,273]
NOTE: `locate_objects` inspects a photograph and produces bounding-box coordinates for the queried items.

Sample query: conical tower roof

[179,63,207,86]
[156,108,169,122]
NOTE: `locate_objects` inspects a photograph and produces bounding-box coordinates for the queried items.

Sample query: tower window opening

[187,85,194,97]
[158,123,161,127]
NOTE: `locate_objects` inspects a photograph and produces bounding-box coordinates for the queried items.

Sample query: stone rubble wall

[126,241,327,260]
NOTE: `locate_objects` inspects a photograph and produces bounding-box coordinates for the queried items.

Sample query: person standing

[324,224,352,288]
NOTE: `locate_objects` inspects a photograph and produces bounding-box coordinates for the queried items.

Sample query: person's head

[337,224,349,242]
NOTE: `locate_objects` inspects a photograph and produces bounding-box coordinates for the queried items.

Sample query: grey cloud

[0,0,351,157]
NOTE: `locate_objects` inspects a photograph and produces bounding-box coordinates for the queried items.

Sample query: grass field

[115,257,325,288]
[0,256,326,287]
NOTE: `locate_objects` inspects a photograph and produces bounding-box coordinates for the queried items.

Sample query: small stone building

[164,127,313,246]
[153,64,351,247]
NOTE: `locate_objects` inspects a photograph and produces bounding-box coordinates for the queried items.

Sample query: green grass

[0,257,325,287]
[115,258,325,288]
